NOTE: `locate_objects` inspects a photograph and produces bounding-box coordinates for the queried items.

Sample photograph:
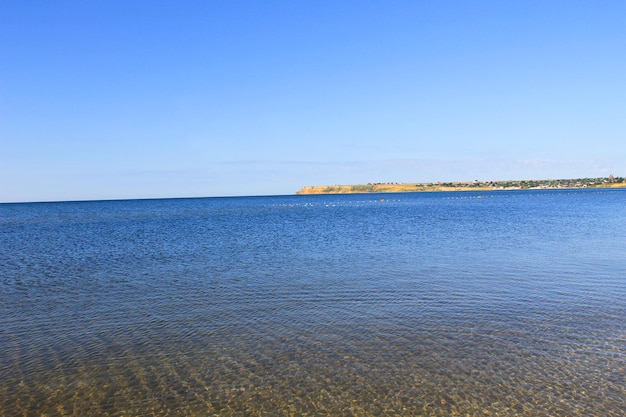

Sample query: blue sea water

[1,189,625,416]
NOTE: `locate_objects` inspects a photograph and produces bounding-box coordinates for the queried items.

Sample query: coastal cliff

[297,183,493,194]
[296,177,626,194]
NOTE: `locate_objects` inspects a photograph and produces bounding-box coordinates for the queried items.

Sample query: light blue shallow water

[1,189,625,416]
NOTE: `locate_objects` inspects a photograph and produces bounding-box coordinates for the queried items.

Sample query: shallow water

[1,190,625,416]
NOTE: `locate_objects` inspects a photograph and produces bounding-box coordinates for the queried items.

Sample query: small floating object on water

[380,198,385,202]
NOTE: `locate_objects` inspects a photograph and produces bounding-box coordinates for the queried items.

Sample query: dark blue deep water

[1,189,625,416]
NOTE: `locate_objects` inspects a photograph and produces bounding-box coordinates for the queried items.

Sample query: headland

[297,176,626,194]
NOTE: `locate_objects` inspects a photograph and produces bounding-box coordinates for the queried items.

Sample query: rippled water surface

[1,190,625,416]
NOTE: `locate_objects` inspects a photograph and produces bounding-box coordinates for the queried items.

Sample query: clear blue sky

[1,1,625,202]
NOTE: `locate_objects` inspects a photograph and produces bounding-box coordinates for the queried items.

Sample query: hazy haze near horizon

[1,1,625,202]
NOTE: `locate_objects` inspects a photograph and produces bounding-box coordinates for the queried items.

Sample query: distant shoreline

[296,177,626,194]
